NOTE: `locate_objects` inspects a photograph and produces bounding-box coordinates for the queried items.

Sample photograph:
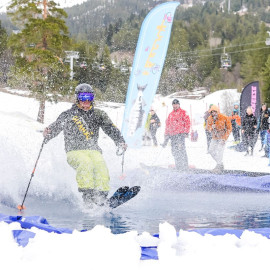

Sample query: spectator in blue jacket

[263,126,270,165]
[257,104,270,153]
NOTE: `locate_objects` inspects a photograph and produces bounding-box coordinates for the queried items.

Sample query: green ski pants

[67,150,110,191]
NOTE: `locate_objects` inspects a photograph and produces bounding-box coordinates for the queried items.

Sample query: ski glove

[116,142,127,155]
[43,127,52,144]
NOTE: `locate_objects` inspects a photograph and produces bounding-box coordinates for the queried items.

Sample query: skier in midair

[43,83,127,205]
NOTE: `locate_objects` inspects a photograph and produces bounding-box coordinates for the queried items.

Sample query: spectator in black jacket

[241,106,257,156]
[149,109,161,146]
[257,104,270,152]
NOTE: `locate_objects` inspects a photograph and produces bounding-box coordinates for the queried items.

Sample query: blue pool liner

[1,213,270,260]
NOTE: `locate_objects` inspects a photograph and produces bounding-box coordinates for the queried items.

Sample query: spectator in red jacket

[162,99,191,171]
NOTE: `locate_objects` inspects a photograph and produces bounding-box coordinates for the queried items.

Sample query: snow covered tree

[7,0,75,123]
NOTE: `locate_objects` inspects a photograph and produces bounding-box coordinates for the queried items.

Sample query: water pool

[1,189,270,235]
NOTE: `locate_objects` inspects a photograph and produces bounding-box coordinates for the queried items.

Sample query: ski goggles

[77,92,95,102]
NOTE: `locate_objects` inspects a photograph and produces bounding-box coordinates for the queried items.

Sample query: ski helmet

[172,99,180,105]
[75,83,95,102]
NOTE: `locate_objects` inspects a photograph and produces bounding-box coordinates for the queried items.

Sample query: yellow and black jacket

[46,104,125,153]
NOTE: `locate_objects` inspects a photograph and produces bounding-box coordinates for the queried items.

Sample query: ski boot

[79,188,108,207]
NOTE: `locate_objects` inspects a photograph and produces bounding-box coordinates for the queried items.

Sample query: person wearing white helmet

[43,83,127,205]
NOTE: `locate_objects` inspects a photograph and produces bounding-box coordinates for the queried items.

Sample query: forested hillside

[1,0,270,105]
[64,0,158,41]
[86,1,270,102]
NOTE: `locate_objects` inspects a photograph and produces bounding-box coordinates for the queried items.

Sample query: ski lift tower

[65,51,79,80]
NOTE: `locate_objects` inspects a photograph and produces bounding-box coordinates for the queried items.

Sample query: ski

[83,186,141,209]
[108,186,141,209]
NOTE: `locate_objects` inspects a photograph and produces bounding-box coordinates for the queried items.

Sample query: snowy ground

[0,89,270,269]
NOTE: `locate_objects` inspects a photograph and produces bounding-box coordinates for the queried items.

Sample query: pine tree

[7,0,75,123]
[0,21,10,84]
[241,23,270,85]
[260,55,270,105]
[106,24,114,46]
[97,45,113,92]
[0,21,7,57]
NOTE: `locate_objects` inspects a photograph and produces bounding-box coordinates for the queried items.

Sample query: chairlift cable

[172,46,270,60]
[64,42,269,64]
[179,41,266,56]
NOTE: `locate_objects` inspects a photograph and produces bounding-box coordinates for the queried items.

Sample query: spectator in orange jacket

[162,99,191,171]
[207,105,232,172]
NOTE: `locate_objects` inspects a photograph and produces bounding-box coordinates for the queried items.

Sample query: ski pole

[116,145,126,180]
[121,151,125,174]
[17,138,46,211]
